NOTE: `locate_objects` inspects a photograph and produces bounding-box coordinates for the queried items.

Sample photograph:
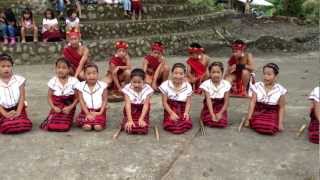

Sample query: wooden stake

[238,117,247,132]
[154,126,160,141]
[199,119,206,136]
[112,126,122,140]
[296,124,307,137]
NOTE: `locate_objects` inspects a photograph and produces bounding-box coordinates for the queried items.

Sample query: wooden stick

[199,119,206,136]
[238,117,247,132]
[112,126,122,140]
[154,126,160,141]
[296,124,307,137]
[214,29,231,45]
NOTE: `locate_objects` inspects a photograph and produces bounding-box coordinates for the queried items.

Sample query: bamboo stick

[154,126,160,141]
[296,124,307,137]
[112,126,122,140]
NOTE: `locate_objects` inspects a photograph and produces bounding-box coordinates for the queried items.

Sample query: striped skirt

[308,110,319,144]
[0,106,32,134]
[40,95,76,132]
[76,108,107,129]
[200,98,228,128]
[250,102,279,135]
[163,100,192,134]
[122,103,150,134]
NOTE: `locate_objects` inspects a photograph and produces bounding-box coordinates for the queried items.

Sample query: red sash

[187,57,206,78]
[145,55,161,74]
[63,46,82,72]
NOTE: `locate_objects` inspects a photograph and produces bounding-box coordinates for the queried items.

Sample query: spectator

[66,0,82,17]
[0,8,17,45]
[121,0,131,17]
[20,8,38,43]
[65,8,80,34]
[132,0,142,21]
[42,9,62,42]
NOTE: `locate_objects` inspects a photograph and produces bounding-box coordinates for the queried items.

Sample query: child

[143,42,169,91]
[20,8,38,43]
[65,8,80,34]
[121,68,154,134]
[200,62,231,128]
[159,63,193,134]
[225,40,254,97]
[105,40,131,98]
[76,63,108,131]
[246,63,287,135]
[0,53,32,134]
[122,0,131,17]
[308,86,319,144]
[186,43,209,94]
[0,8,17,45]
[40,58,79,132]
[131,0,142,20]
[42,9,62,42]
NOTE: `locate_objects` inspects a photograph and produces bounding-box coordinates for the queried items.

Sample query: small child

[143,42,169,91]
[20,8,38,43]
[131,0,142,20]
[42,9,62,42]
[121,68,154,134]
[0,8,17,45]
[76,63,108,131]
[0,53,32,134]
[307,86,319,144]
[200,62,231,128]
[159,63,193,134]
[186,43,209,94]
[65,8,80,34]
[246,63,287,135]
[122,0,131,17]
[40,58,79,132]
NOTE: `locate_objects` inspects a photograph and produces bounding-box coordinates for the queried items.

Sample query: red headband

[231,43,246,51]
[115,41,128,49]
[188,47,204,54]
[151,43,165,54]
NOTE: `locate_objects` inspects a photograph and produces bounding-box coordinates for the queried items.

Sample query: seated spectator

[65,8,80,34]
[132,0,142,21]
[20,8,38,43]
[66,0,82,17]
[42,9,62,42]
[0,8,17,45]
[121,0,131,17]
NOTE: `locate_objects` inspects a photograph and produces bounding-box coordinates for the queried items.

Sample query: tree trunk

[283,0,289,15]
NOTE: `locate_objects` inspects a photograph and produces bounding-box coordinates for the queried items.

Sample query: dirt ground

[0,51,319,180]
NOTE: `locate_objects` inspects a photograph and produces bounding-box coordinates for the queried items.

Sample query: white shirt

[200,79,231,99]
[66,17,80,28]
[309,87,319,102]
[159,80,193,102]
[48,76,79,96]
[250,81,287,105]
[76,81,108,109]
[0,75,26,109]
[42,18,59,33]
[122,83,153,104]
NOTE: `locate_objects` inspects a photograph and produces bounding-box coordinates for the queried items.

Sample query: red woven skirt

[0,106,32,134]
[200,98,228,128]
[122,103,150,134]
[231,77,246,97]
[163,100,192,134]
[42,30,62,42]
[308,110,319,144]
[40,95,76,132]
[76,108,107,129]
[250,102,279,135]
[132,0,142,13]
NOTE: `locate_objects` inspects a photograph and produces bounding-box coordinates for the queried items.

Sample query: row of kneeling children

[0,52,318,144]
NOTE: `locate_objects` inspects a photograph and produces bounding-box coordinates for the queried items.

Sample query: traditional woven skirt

[42,30,62,42]
[40,95,76,132]
[0,106,32,134]
[308,110,319,144]
[122,103,150,134]
[250,102,279,135]
[76,108,107,129]
[200,98,228,128]
[163,100,192,134]
[132,0,142,13]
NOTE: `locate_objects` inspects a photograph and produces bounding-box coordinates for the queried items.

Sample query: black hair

[44,8,55,19]
[4,8,16,23]
[84,62,99,72]
[233,39,245,45]
[208,61,224,73]
[130,68,145,80]
[22,8,33,21]
[67,8,77,18]
[263,63,279,75]
[0,53,14,65]
[171,63,186,73]
[55,57,71,68]
[190,42,202,48]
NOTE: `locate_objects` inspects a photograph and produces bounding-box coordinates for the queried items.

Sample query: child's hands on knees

[125,120,135,132]
[138,118,147,127]
[170,112,179,121]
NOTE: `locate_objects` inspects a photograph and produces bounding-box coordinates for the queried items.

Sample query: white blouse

[309,87,319,102]
[76,81,108,109]
[48,76,79,96]
[0,75,26,109]
[122,83,154,104]
[42,18,59,32]
[250,81,287,105]
[200,79,231,99]
[66,17,80,28]
[159,80,193,102]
